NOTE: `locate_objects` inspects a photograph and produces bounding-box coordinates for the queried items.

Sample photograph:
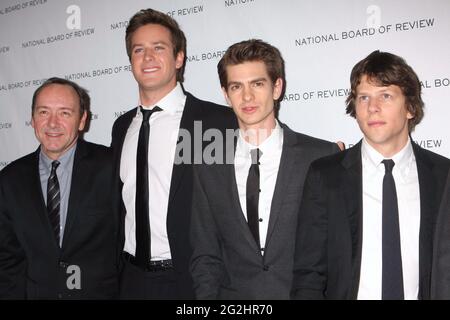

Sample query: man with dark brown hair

[111,8,236,299]
[292,50,450,300]
[190,39,339,299]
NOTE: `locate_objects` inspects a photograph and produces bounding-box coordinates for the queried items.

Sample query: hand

[336,141,346,151]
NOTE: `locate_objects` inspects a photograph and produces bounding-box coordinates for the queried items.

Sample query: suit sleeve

[189,165,225,299]
[431,174,450,299]
[291,164,328,299]
[110,118,119,149]
[0,175,26,299]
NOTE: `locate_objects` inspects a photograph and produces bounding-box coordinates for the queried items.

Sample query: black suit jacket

[190,123,340,299]
[0,140,119,299]
[111,91,237,299]
[292,140,450,300]
[431,171,450,299]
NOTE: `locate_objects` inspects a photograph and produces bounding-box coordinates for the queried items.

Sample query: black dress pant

[119,258,178,300]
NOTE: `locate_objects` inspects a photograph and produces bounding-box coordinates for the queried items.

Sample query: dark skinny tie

[47,160,61,245]
[135,106,162,268]
[246,148,262,248]
[381,159,404,300]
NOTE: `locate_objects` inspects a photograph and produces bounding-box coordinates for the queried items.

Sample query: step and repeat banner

[1,0,449,169]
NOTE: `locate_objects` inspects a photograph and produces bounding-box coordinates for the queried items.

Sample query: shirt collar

[138,82,186,116]
[39,141,77,172]
[361,137,414,178]
[236,120,283,161]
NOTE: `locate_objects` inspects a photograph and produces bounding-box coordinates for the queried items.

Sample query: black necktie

[381,159,404,300]
[47,160,61,245]
[246,148,262,248]
[135,106,162,267]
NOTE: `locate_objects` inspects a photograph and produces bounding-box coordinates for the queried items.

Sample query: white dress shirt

[234,121,283,253]
[120,83,186,260]
[357,138,420,300]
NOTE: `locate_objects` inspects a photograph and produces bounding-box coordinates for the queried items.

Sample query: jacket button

[57,293,63,299]
[263,265,269,271]
[59,261,68,268]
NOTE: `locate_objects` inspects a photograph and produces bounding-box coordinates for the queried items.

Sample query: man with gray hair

[0,77,119,299]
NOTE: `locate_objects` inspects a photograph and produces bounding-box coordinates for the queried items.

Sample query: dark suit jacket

[431,171,450,299]
[0,140,119,299]
[111,91,237,299]
[292,141,450,300]
[190,123,340,299]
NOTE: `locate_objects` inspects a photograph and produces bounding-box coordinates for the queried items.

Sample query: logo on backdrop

[295,18,435,46]
[0,78,46,93]
[65,64,132,81]
[0,122,12,130]
[187,49,226,63]
[283,88,350,102]
[224,0,256,7]
[421,77,450,89]
[282,76,449,103]
[332,138,444,153]
[0,46,9,54]
[66,5,81,30]
[414,138,444,150]
[110,20,129,31]
[0,0,48,15]
[166,4,204,17]
[366,5,381,28]
[21,5,93,49]
[295,5,435,47]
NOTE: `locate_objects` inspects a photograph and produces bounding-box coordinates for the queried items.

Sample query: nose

[48,113,59,128]
[144,48,154,61]
[367,97,380,114]
[242,86,254,102]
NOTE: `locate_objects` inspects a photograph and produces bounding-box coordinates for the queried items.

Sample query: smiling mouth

[46,132,63,137]
[143,67,159,73]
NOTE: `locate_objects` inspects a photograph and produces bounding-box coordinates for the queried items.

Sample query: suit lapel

[168,94,196,204]
[112,108,135,178]
[27,148,61,251]
[341,142,364,299]
[413,143,436,299]
[225,161,261,251]
[62,140,89,249]
[265,126,297,247]
[217,129,261,252]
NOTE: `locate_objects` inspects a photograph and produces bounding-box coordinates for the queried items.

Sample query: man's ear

[222,87,231,106]
[273,78,283,100]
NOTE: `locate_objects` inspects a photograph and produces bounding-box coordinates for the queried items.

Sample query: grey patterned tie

[47,160,61,245]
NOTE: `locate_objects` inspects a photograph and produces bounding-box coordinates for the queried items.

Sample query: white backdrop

[1,0,449,170]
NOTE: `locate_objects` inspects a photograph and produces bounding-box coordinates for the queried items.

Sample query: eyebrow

[132,41,170,48]
[35,106,75,111]
[227,77,268,87]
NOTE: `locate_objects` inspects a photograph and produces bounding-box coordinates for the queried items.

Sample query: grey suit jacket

[190,123,339,299]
